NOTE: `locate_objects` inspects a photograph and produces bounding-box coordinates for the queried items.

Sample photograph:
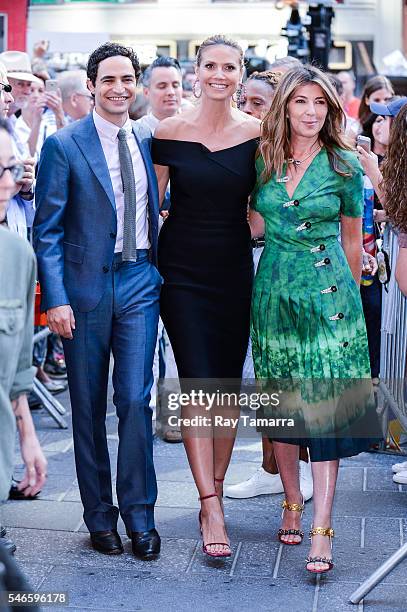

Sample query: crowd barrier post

[32,328,68,429]
[350,226,407,603]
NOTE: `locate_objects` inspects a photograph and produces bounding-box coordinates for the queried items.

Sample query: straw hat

[0,51,42,84]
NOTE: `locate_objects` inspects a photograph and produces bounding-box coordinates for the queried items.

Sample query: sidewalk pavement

[2,387,407,612]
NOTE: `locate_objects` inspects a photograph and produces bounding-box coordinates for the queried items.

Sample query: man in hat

[0,52,44,139]
[0,51,65,151]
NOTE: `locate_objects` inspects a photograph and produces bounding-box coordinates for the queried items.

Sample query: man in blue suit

[33,43,161,559]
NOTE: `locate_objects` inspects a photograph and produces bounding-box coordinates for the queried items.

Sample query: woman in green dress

[249,65,376,574]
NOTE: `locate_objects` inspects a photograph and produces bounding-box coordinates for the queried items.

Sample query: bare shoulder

[154,112,196,140]
[154,116,182,140]
[233,109,261,139]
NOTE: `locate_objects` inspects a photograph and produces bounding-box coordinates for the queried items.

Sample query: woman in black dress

[152,35,260,557]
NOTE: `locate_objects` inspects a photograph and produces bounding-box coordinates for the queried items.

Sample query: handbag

[375,222,391,288]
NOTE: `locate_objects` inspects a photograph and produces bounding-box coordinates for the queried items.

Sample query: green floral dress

[250,148,378,461]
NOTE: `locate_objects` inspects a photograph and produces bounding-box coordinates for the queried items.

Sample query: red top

[345,97,361,120]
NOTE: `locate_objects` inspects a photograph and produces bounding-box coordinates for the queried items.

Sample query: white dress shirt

[93,109,149,252]
[135,112,160,135]
[14,112,57,163]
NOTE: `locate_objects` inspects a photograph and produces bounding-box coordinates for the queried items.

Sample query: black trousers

[360,276,383,379]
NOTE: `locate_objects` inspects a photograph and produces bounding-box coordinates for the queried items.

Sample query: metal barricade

[32,328,68,429]
[350,226,407,604]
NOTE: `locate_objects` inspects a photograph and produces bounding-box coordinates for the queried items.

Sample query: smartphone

[357,135,371,153]
[45,79,58,93]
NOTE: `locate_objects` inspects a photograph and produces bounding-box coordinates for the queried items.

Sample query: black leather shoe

[0,526,16,555]
[90,530,123,555]
[130,528,161,560]
[0,537,17,555]
[44,357,67,378]
[8,479,40,501]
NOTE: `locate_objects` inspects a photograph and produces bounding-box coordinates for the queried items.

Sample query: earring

[233,83,244,106]
[192,79,202,99]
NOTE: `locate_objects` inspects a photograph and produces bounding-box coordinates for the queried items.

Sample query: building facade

[26,0,403,72]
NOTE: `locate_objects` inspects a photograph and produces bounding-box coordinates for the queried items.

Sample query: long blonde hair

[259,64,353,183]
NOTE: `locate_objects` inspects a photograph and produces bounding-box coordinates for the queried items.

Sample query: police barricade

[350,226,407,603]
[32,327,68,430]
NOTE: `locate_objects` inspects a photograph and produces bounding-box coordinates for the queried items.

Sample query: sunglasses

[0,163,25,182]
[0,82,12,93]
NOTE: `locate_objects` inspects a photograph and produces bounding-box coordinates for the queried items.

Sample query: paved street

[2,387,407,612]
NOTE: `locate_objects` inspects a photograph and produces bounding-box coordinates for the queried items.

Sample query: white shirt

[7,117,35,238]
[14,113,57,163]
[93,109,149,252]
[135,112,160,135]
[9,115,29,159]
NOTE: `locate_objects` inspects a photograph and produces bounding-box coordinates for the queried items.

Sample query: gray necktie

[117,128,137,261]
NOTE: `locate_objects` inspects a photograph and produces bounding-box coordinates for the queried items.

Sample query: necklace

[287,142,321,168]
[276,142,321,184]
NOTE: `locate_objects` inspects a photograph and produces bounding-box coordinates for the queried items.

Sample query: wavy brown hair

[381,104,407,232]
[259,64,353,183]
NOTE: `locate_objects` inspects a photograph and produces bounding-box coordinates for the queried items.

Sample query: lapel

[72,114,116,211]
[286,148,332,202]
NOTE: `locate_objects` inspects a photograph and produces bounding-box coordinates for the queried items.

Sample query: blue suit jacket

[33,113,159,313]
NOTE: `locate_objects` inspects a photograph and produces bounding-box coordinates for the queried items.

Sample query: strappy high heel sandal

[305,526,335,573]
[199,478,225,532]
[198,493,231,558]
[277,497,304,545]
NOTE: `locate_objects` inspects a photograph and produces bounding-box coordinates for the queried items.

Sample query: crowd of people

[0,33,406,588]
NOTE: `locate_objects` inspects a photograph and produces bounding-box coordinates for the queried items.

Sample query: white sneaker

[393,470,407,484]
[299,460,313,502]
[224,467,284,498]
[391,460,407,473]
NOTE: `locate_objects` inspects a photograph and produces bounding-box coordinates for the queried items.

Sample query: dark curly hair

[87,42,141,86]
[381,104,407,233]
[142,56,181,88]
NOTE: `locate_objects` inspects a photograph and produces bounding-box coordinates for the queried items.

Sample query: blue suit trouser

[63,251,160,533]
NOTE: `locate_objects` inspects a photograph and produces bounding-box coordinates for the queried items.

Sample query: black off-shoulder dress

[152,137,258,379]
